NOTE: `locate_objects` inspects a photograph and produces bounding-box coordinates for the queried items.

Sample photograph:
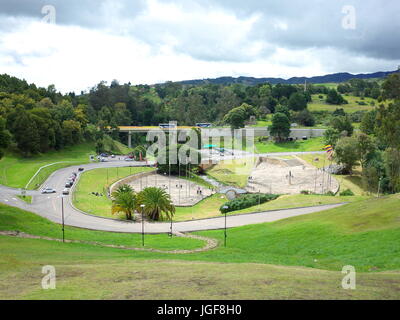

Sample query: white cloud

[0,0,399,93]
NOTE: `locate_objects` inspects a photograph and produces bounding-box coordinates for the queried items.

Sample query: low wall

[109,170,156,195]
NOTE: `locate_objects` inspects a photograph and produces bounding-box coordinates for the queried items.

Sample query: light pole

[140,204,145,246]
[61,195,65,243]
[169,213,173,238]
[168,162,171,197]
[222,205,229,247]
[377,177,383,198]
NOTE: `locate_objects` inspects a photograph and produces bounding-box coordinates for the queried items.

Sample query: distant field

[308,94,377,113]
[313,83,338,89]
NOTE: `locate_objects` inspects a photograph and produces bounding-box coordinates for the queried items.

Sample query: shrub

[220,193,279,213]
[301,190,314,195]
[340,189,355,196]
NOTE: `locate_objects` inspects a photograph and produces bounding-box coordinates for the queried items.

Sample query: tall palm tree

[111,190,136,220]
[136,187,175,221]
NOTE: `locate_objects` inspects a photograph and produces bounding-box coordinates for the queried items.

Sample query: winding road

[0,151,345,234]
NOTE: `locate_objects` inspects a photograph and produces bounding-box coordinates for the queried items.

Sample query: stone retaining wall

[109,170,157,195]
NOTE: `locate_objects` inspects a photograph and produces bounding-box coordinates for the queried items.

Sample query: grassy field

[0,139,132,190]
[73,167,154,219]
[1,239,398,300]
[0,194,399,299]
[308,94,377,113]
[206,157,256,188]
[255,137,325,153]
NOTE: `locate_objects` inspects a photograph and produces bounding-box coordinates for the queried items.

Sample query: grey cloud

[0,0,399,66]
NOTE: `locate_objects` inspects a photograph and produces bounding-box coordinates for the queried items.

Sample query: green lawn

[0,140,132,190]
[73,167,154,219]
[0,203,203,251]
[255,137,325,153]
[1,194,399,299]
[192,194,400,272]
[174,194,228,221]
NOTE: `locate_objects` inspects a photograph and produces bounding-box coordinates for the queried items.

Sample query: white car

[41,188,56,194]
[124,158,134,161]
[62,188,70,195]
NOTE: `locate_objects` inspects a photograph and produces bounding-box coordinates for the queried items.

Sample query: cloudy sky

[0,0,399,93]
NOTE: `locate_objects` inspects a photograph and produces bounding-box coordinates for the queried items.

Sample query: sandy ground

[246,157,339,195]
[128,174,214,206]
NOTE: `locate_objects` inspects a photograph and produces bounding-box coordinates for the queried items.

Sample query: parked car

[78,168,84,172]
[69,175,76,181]
[65,182,72,188]
[111,154,115,158]
[41,188,56,194]
[62,188,70,195]
[124,157,134,162]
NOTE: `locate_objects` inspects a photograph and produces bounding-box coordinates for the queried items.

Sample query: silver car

[41,188,56,194]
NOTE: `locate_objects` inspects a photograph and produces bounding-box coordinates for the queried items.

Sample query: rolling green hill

[0,194,399,299]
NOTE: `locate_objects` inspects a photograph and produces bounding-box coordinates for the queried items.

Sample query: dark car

[65,182,72,188]
[78,168,84,172]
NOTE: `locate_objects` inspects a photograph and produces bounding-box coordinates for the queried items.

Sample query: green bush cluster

[220,193,279,213]
[339,189,355,196]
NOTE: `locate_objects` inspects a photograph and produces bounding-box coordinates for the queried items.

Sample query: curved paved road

[0,152,344,234]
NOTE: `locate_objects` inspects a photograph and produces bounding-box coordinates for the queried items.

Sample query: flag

[323,145,334,160]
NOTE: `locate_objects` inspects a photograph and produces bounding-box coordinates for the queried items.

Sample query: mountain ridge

[172,69,399,86]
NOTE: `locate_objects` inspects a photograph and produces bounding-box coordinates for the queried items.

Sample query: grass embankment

[0,204,203,251]
[206,157,255,188]
[0,139,132,190]
[1,195,399,299]
[193,194,400,271]
[73,167,154,219]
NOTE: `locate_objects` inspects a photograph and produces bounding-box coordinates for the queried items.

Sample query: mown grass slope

[0,138,132,190]
[1,194,400,299]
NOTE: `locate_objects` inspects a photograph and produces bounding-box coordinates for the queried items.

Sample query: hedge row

[220,193,279,213]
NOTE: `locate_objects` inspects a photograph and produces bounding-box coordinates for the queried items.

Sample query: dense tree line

[0,73,392,164]
[324,74,400,194]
